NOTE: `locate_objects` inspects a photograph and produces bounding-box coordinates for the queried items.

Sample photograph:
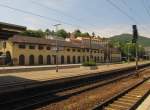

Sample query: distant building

[0,22,121,65]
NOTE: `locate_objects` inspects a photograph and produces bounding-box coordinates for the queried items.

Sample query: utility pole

[106,41,109,65]
[90,35,92,61]
[127,43,130,63]
[53,24,61,72]
[132,25,138,74]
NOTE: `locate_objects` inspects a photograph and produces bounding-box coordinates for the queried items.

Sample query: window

[72,49,76,52]
[67,56,70,64]
[87,56,89,61]
[67,48,70,51]
[86,49,89,52]
[78,56,80,63]
[38,55,43,64]
[47,46,51,50]
[73,56,76,64]
[29,45,35,49]
[78,49,81,52]
[82,56,85,62]
[61,55,65,64]
[47,55,51,64]
[38,45,44,50]
[19,55,25,65]
[29,55,34,65]
[19,44,25,49]
[82,49,85,52]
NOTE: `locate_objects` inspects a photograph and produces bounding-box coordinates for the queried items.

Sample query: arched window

[47,55,51,65]
[94,56,96,62]
[82,56,85,62]
[73,56,76,64]
[78,56,80,63]
[38,55,43,65]
[6,51,12,64]
[87,56,89,62]
[61,55,64,64]
[67,56,70,64]
[19,54,25,65]
[97,56,99,63]
[0,52,3,56]
[29,55,34,65]
[52,55,56,64]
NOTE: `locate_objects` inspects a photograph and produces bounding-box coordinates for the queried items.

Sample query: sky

[0,0,150,38]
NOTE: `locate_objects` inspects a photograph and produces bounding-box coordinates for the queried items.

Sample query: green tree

[55,29,69,39]
[81,32,90,37]
[92,32,95,37]
[21,29,45,38]
[45,29,55,36]
[74,29,81,37]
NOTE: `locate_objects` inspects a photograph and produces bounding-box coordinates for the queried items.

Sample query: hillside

[109,33,150,47]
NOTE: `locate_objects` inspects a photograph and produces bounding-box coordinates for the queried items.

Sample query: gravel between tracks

[36,68,150,110]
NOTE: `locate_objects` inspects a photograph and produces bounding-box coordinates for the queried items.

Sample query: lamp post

[89,32,94,62]
[53,24,61,72]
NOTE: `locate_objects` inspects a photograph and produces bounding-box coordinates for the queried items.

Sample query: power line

[30,0,82,22]
[120,0,150,30]
[141,0,150,18]
[106,0,138,24]
[0,3,102,36]
[106,0,150,34]
[29,0,103,36]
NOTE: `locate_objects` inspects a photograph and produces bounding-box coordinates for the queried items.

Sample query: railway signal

[132,25,138,74]
[132,25,138,43]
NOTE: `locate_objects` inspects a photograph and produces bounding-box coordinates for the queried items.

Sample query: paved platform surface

[0,61,149,83]
[0,64,80,70]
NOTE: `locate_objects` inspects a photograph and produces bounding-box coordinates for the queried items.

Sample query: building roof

[0,22,26,31]
[9,35,81,48]
[9,35,105,50]
[0,22,26,39]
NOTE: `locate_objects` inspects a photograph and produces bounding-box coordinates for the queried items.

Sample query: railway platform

[0,61,149,94]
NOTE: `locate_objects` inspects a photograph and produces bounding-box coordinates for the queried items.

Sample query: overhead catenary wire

[0,3,102,36]
[30,0,82,22]
[120,0,150,31]
[106,0,150,35]
[29,0,104,36]
[30,0,100,28]
[106,0,138,24]
[29,0,106,34]
[141,0,150,18]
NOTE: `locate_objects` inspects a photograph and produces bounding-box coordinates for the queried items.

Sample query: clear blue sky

[0,0,150,37]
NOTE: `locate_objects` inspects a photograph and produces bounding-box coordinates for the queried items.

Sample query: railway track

[0,65,149,110]
[93,77,150,110]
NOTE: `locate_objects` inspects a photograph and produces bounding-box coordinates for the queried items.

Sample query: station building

[0,22,121,65]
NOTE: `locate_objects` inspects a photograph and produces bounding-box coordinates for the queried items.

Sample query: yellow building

[0,35,106,65]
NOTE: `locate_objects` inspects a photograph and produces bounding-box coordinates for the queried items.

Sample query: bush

[82,61,96,66]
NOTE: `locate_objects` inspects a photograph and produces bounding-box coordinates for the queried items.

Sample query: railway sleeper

[117,98,137,103]
[113,100,133,106]
[106,103,130,109]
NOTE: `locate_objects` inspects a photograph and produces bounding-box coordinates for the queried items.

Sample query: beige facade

[0,35,106,65]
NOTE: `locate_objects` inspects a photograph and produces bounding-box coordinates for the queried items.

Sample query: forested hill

[109,33,150,47]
